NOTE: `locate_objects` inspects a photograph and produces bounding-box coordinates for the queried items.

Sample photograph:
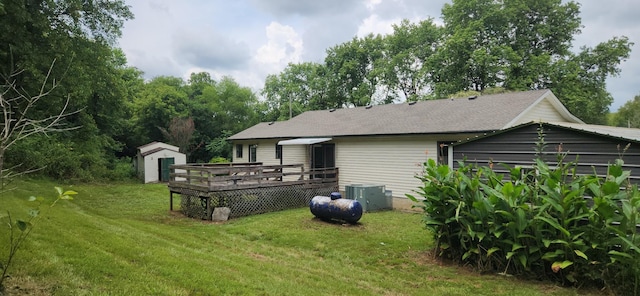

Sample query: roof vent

[408,101,417,105]
[329,108,336,112]
[365,105,373,109]
[468,95,478,100]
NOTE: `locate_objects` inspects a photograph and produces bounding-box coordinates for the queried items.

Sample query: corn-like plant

[409,154,640,294]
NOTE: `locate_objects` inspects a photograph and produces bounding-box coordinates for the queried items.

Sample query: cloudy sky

[118,0,640,111]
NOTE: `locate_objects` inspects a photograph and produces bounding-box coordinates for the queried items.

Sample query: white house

[227,89,584,209]
[135,142,187,183]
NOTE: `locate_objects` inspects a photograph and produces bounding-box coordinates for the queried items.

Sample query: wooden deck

[168,163,338,192]
[167,163,339,217]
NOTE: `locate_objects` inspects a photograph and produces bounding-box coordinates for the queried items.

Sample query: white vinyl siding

[281,145,307,167]
[232,140,307,181]
[233,142,248,162]
[139,149,187,183]
[281,145,308,181]
[335,136,437,200]
[255,140,280,166]
[516,98,566,124]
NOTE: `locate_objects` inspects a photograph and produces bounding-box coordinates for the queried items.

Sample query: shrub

[408,156,639,295]
[209,156,229,164]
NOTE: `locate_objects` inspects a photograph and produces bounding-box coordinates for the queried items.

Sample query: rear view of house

[228,89,584,209]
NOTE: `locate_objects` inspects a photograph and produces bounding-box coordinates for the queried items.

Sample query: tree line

[0,0,637,181]
[263,0,634,125]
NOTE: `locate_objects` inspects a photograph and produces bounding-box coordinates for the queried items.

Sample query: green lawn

[0,179,602,295]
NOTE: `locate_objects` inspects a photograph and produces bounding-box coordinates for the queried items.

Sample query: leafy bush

[209,156,230,164]
[408,155,639,295]
[5,135,136,182]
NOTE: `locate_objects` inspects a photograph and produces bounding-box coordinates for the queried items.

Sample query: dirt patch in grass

[412,250,610,296]
[2,276,52,296]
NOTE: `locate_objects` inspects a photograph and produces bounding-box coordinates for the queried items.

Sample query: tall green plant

[409,153,640,294]
[0,187,77,292]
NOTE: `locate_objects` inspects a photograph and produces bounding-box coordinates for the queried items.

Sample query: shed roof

[453,121,640,146]
[139,147,186,157]
[229,89,581,140]
[546,122,640,142]
[137,141,180,154]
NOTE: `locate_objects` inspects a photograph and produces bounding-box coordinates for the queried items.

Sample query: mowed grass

[0,179,601,295]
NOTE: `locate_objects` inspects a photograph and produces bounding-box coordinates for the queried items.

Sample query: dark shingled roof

[452,121,640,146]
[229,89,575,140]
[547,122,640,142]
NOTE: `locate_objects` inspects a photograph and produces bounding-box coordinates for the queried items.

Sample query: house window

[236,144,243,158]
[249,145,257,162]
[437,142,451,165]
[275,144,282,159]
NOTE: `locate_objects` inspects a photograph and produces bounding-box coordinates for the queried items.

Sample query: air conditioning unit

[345,184,392,212]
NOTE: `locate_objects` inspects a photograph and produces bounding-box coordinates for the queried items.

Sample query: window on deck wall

[236,144,243,158]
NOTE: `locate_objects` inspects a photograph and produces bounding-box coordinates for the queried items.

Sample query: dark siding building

[451,122,640,184]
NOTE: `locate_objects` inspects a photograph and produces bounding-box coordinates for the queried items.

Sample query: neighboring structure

[136,142,187,183]
[451,122,640,184]
[228,89,584,209]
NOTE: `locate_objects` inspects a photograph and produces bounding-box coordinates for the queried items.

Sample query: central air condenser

[345,184,392,212]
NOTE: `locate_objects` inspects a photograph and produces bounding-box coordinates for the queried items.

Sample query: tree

[611,95,640,128]
[434,0,507,95]
[262,62,332,121]
[0,0,135,180]
[500,0,581,90]
[549,37,632,124]
[0,62,79,185]
[434,0,632,123]
[159,117,196,159]
[325,34,386,107]
[382,19,442,101]
[189,76,262,161]
[133,76,190,144]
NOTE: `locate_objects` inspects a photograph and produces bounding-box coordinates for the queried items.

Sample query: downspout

[448,145,454,170]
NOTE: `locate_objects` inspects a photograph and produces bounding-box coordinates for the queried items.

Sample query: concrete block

[212,207,231,221]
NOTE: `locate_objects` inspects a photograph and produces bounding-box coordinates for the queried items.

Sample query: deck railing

[167,163,339,219]
[168,163,338,192]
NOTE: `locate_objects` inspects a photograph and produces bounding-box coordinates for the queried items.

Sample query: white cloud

[173,28,251,71]
[365,0,382,11]
[357,14,398,37]
[119,0,640,110]
[255,22,303,67]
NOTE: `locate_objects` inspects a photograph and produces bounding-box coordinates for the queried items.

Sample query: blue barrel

[309,195,363,223]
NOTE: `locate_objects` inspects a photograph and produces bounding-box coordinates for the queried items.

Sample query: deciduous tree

[611,95,640,128]
[0,62,79,185]
[382,19,442,101]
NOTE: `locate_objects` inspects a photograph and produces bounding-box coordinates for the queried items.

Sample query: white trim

[278,138,332,145]
[503,90,584,128]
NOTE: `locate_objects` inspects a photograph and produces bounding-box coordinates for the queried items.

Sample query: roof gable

[229,89,583,140]
[504,91,584,127]
[137,142,180,154]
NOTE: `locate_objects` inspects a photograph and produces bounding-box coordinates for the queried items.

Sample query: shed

[450,122,640,184]
[136,142,187,183]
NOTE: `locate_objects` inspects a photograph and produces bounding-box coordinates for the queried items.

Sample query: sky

[118,0,640,111]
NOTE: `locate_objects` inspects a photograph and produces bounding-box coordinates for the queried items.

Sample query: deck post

[170,191,173,211]
[206,196,212,220]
